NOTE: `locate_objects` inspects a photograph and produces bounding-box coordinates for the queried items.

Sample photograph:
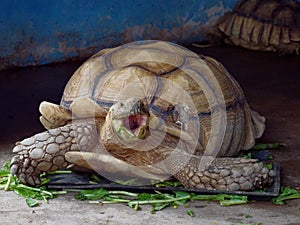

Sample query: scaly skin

[10,123,98,186]
[10,122,275,190]
[171,156,275,191]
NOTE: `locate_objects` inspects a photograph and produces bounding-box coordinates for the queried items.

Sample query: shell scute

[60,40,265,157]
[209,0,300,54]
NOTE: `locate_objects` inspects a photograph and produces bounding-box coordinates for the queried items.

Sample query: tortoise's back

[200,56,265,157]
[60,40,265,158]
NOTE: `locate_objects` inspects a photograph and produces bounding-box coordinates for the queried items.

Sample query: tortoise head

[109,98,150,144]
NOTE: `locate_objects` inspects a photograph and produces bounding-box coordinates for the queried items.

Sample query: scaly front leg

[10,123,98,186]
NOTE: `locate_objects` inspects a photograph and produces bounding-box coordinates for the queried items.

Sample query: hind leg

[162,149,276,191]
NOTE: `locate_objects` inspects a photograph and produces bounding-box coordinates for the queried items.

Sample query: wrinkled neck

[100,113,121,149]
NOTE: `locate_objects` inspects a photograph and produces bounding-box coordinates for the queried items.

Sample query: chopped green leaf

[114,179,137,185]
[238,152,252,159]
[152,202,170,212]
[13,184,54,200]
[75,188,109,200]
[153,180,182,188]
[26,198,39,207]
[0,161,11,178]
[90,174,101,183]
[187,209,194,217]
[272,187,300,204]
[220,199,248,206]
[264,163,273,170]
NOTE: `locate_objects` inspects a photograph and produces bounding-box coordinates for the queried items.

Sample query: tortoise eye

[130,102,140,115]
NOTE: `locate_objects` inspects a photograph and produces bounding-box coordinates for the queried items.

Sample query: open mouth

[121,114,148,138]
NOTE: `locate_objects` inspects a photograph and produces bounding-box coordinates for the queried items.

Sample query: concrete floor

[0,46,299,224]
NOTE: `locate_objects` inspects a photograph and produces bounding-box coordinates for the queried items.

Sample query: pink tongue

[125,114,147,136]
[128,115,140,130]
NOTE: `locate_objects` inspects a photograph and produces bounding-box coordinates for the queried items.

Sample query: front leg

[163,151,276,191]
[10,123,98,186]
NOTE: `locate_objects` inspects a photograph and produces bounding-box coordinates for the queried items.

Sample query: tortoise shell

[208,0,300,54]
[60,40,264,158]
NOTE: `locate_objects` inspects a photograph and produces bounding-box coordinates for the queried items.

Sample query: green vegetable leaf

[2,159,298,213]
[90,174,101,183]
[220,199,248,206]
[190,193,224,201]
[154,180,182,188]
[0,161,11,178]
[13,184,54,201]
[136,193,153,201]
[26,198,39,207]
[174,191,190,198]
[75,188,109,201]
[272,187,300,204]
[187,209,194,217]
[173,191,190,205]
[0,169,10,177]
[264,163,273,170]
[151,202,170,212]
[114,179,137,185]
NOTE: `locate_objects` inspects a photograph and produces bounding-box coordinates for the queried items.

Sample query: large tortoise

[10,40,275,191]
[208,0,300,55]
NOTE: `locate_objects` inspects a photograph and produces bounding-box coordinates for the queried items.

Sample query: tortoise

[208,0,300,55]
[10,40,275,191]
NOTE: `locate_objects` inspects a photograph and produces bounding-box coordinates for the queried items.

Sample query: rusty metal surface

[0,0,236,70]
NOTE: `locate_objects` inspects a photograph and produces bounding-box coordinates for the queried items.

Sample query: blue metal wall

[0,0,237,70]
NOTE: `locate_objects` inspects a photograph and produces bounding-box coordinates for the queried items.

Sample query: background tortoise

[10,40,275,191]
[208,0,300,55]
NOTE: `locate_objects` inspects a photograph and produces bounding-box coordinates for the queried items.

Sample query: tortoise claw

[10,155,41,186]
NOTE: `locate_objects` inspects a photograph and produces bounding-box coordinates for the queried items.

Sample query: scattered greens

[239,142,286,161]
[271,186,300,204]
[238,152,252,159]
[1,153,300,213]
[0,161,66,207]
[74,188,248,212]
[153,180,182,188]
[0,160,248,211]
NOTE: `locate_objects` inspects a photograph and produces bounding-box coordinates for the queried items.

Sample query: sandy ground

[0,45,299,224]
